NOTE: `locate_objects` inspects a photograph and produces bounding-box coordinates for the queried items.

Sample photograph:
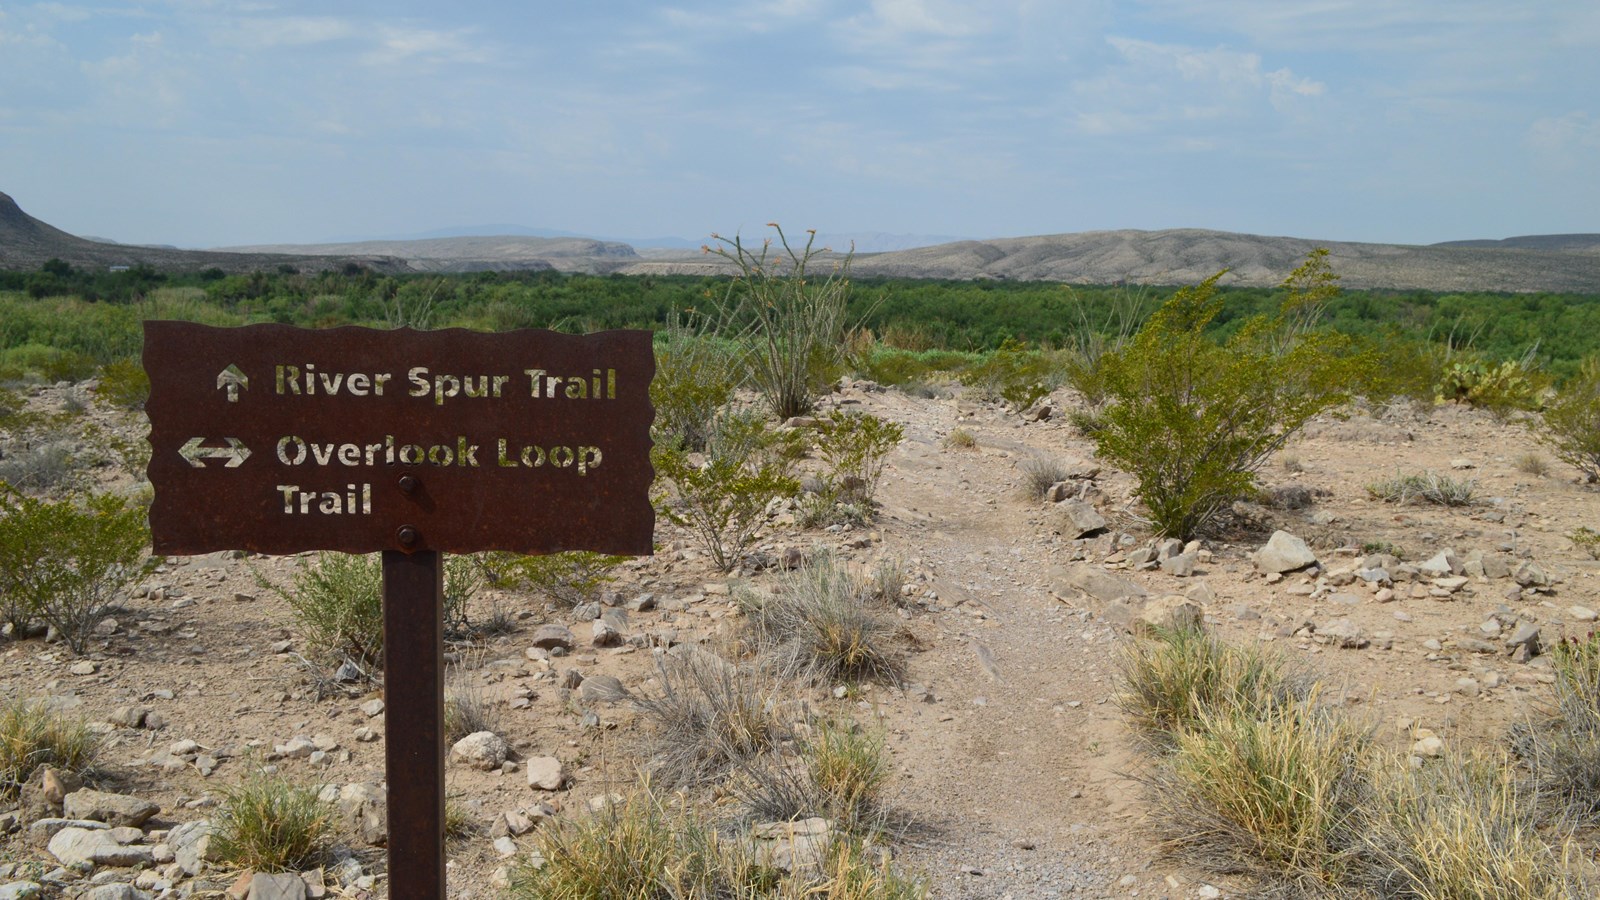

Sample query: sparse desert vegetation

[4,246,1600,897]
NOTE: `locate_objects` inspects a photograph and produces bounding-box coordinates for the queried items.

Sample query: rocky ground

[2,377,1597,899]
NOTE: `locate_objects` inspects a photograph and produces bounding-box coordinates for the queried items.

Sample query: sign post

[143,322,655,899]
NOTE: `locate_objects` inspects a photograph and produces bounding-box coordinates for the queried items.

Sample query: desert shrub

[942,428,976,450]
[0,698,100,797]
[510,788,749,898]
[1516,452,1551,477]
[1060,284,1152,409]
[478,550,624,608]
[742,718,891,835]
[512,786,923,899]
[1438,354,1546,415]
[654,410,799,572]
[741,551,901,685]
[210,768,333,872]
[1366,471,1477,506]
[259,552,477,669]
[1519,629,1600,825]
[444,796,480,843]
[1540,356,1600,482]
[651,314,739,452]
[94,358,149,411]
[444,659,500,744]
[0,440,78,495]
[1150,697,1373,892]
[632,651,787,787]
[1117,624,1302,752]
[812,411,903,508]
[958,338,1059,411]
[858,347,932,387]
[1364,750,1593,900]
[1571,527,1600,560]
[1018,456,1070,500]
[1091,265,1368,540]
[867,557,904,607]
[0,486,150,652]
[705,225,858,421]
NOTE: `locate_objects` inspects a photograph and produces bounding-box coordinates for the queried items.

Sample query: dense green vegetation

[2,259,1599,382]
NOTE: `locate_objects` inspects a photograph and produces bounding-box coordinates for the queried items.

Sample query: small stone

[530,625,575,652]
[577,675,627,704]
[1255,531,1317,574]
[359,699,385,718]
[1573,607,1600,623]
[1319,618,1367,649]
[450,732,510,772]
[69,662,97,676]
[525,757,564,791]
[1411,735,1445,758]
[591,619,622,648]
[63,789,160,827]
[48,826,154,867]
[1058,501,1107,538]
[247,872,307,900]
[493,836,518,858]
[1133,596,1203,637]
[1505,622,1542,659]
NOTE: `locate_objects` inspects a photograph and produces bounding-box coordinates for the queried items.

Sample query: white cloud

[359,25,491,68]
[1527,111,1600,168]
[1068,36,1323,135]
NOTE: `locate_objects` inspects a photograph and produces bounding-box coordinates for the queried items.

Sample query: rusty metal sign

[143,321,655,557]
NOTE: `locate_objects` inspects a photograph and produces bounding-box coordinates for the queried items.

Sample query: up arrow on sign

[217,364,248,402]
[179,436,251,468]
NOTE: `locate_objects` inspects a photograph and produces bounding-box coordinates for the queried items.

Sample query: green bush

[211,768,334,872]
[1091,266,1367,539]
[958,338,1058,411]
[0,698,100,797]
[1437,355,1545,415]
[650,315,739,452]
[479,550,624,608]
[1541,356,1600,482]
[812,411,903,509]
[1571,527,1600,560]
[654,410,799,572]
[259,552,478,669]
[0,486,151,652]
[705,225,857,421]
[94,359,150,411]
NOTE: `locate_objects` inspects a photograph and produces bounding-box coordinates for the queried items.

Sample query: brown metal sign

[144,321,655,557]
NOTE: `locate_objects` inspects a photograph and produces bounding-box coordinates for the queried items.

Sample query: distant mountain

[1432,234,1600,252]
[321,225,963,253]
[0,192,409,274]
[217,235,635,274]
[621,228,1600,292]
[5,191,1598,291]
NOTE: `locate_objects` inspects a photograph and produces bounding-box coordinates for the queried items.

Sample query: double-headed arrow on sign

[180,437,251,468]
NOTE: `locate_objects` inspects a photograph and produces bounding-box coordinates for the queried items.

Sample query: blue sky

[2,1,1596,247]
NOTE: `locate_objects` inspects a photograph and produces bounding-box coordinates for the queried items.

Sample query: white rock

[451,732,511,772]
[525,757,564,791]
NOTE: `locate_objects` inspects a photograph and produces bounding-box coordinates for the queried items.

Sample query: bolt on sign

[144,321,655,556]
[144,321,655,900]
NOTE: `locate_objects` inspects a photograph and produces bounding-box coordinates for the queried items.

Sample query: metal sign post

[143,322,655,899]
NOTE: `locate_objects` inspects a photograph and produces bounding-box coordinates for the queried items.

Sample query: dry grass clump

[1365,471,1477,506]
[739,718,892,836]
[210,768,333,872]
[1363,750,1595,900]
[1116,624,1303,752]
[942,428,977,450]
[739,552,903,686]
[1516,452,1551,477]
[1517,630,1600,825]
[510,785,925,899]
[0,697,99,797]
[1149,697,1374,892]
[632,652,788,788]
[1018,456,1070,499]
[1122,626,1600,897]
[443,659,500,745]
